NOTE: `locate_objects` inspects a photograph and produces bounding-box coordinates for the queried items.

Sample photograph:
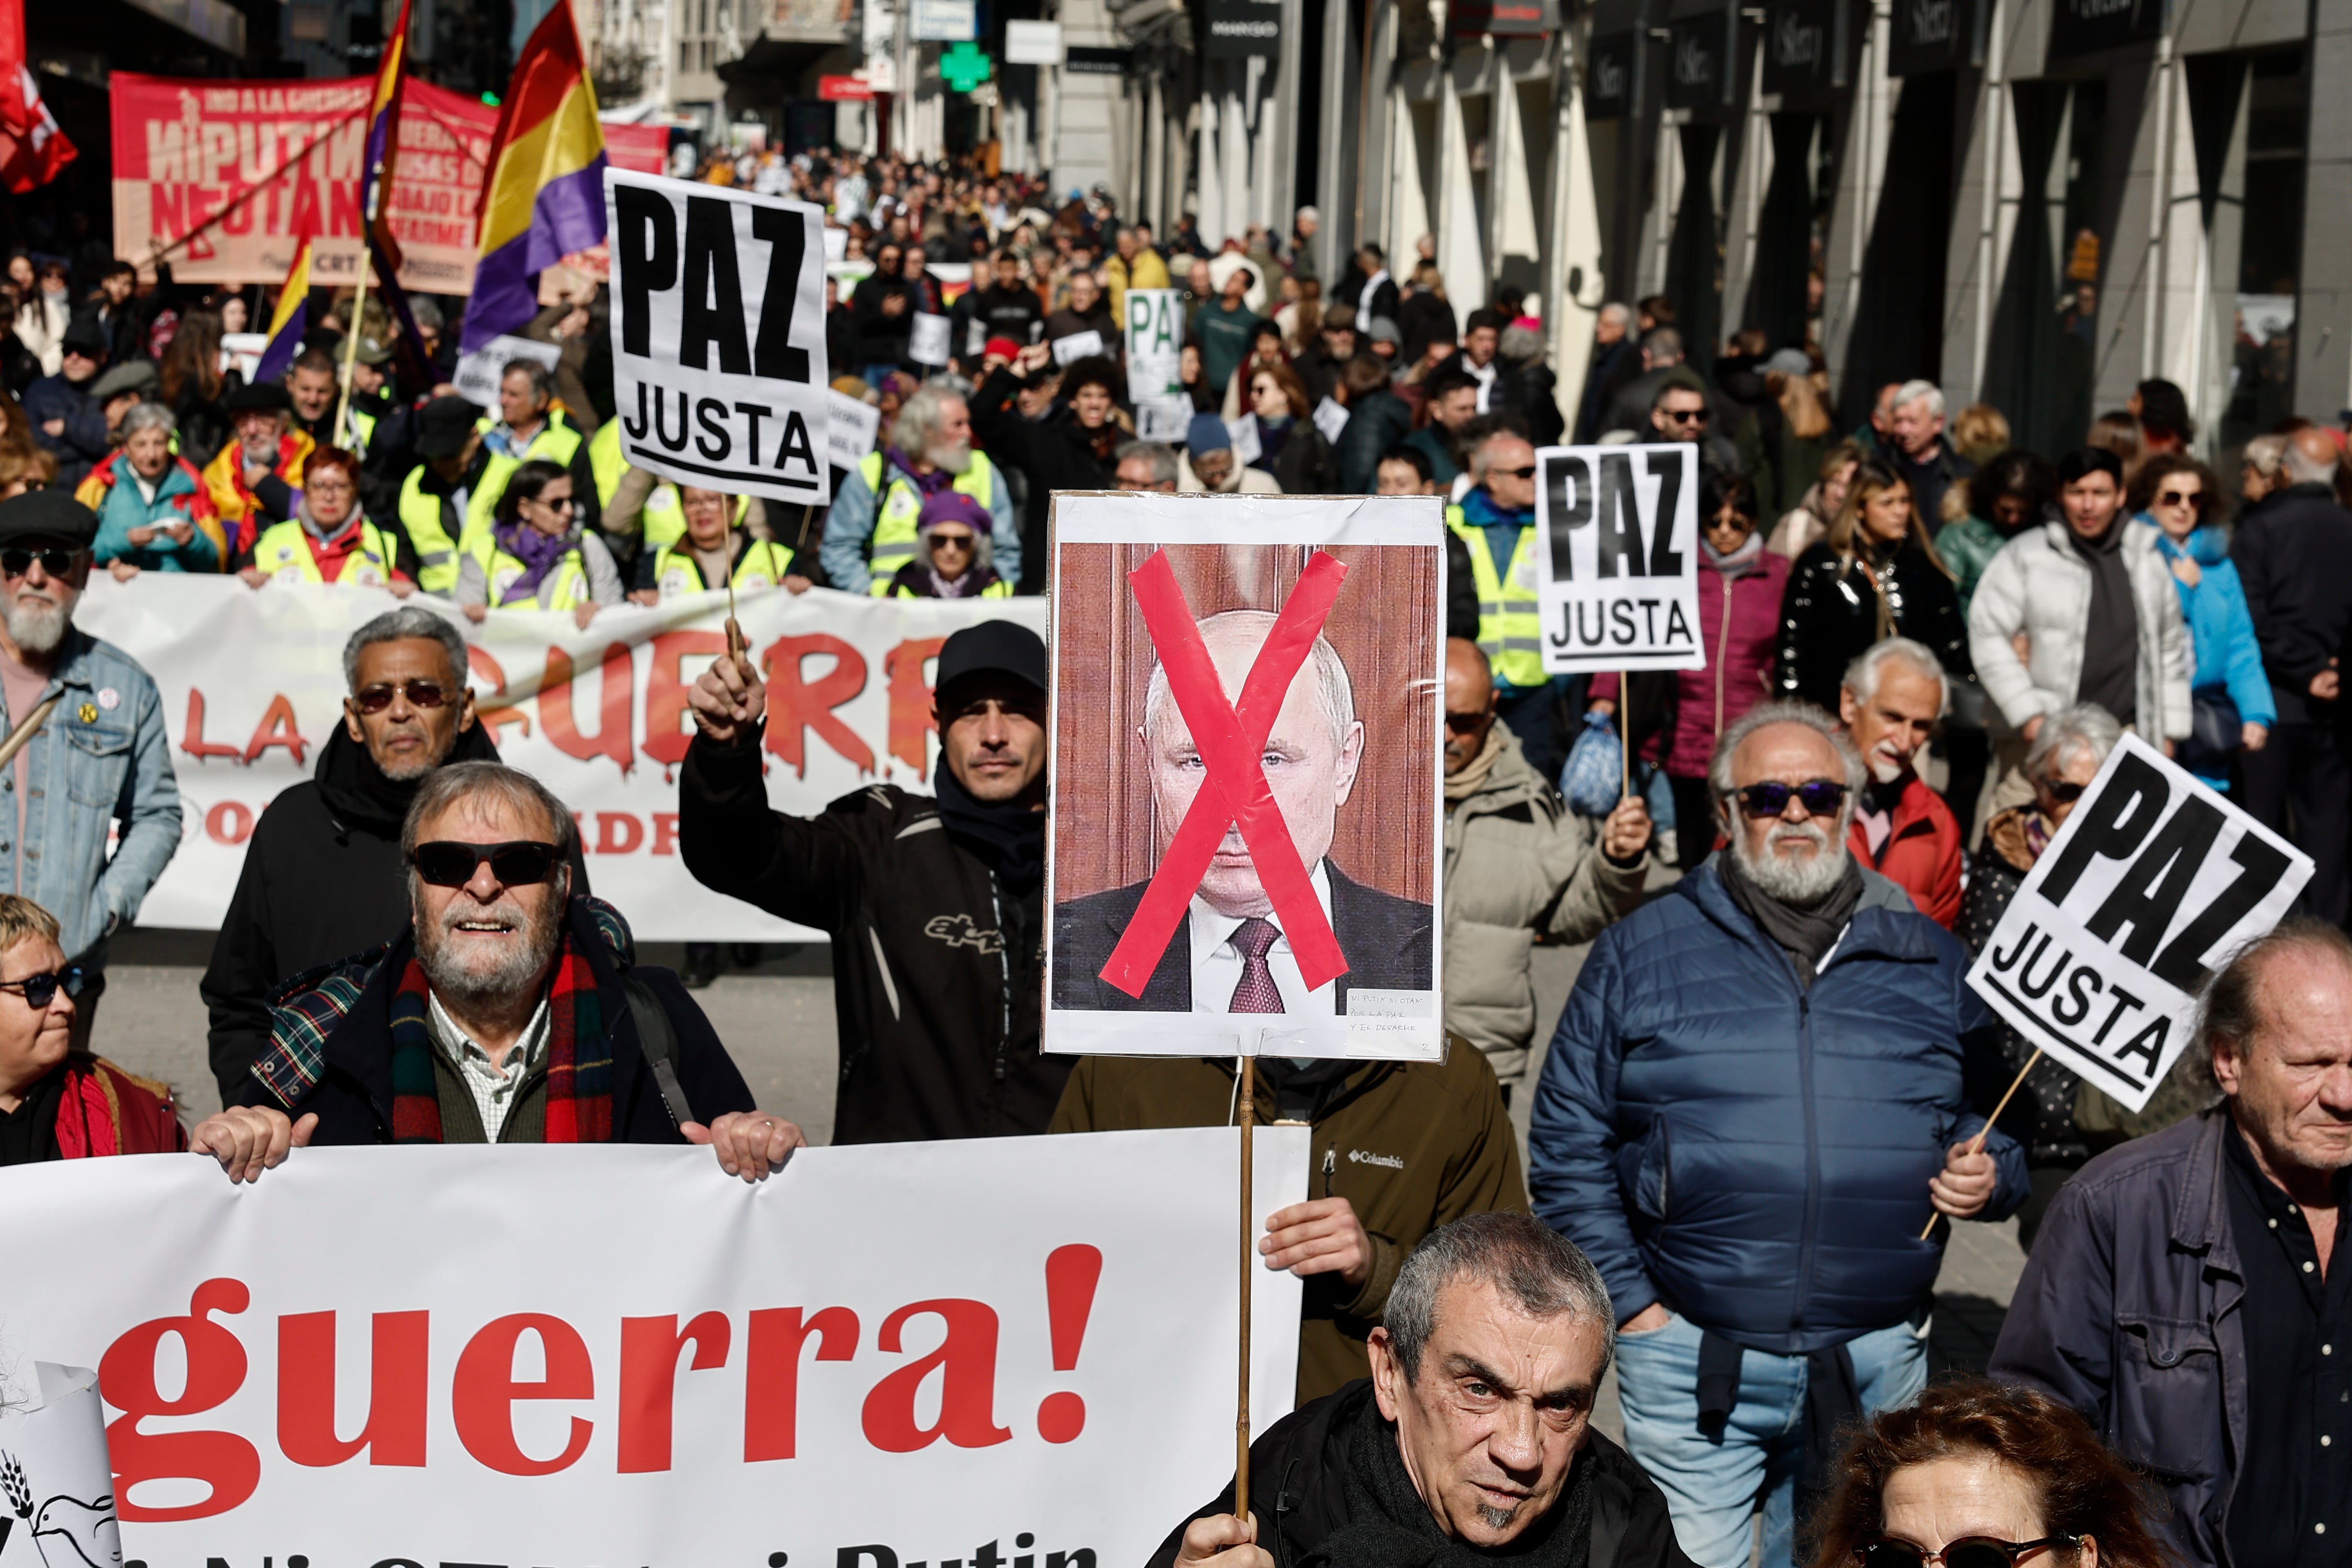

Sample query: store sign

[1064,46,1133,72]
[1203,0,1281,56]
[819,74,876,99]
[2046,0,2160,57]
[1760,0,1846,97]
[1663,13,1730,110]
[1005,19,1066,62]
[1583,31,1638,117]
[911,0,977,40]
[1888,0,1975,74]
[1449,0,1556,35]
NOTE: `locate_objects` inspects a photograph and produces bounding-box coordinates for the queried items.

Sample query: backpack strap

[622,974,696,1130]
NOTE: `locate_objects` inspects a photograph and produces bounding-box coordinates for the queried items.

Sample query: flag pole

[335,246,373,441]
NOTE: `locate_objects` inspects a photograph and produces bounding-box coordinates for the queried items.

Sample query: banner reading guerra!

[0,1134,1308,1568]
[109,73,498,292]
[73,575,1046,942]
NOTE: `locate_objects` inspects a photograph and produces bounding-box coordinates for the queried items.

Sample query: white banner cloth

[0,1131,1306,1567]
[74,576,1046,940]
[0,1365,117,1568]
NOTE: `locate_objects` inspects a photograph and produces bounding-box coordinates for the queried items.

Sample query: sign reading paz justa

[1968,734,2312,1112]
[605,167,832,505]
[1534,443,1703,674]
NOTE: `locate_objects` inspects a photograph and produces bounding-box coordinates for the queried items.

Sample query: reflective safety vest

[465,528,593,611]
[248,517,402,587]
[858,450,997,595]
[889,575,1012,599]
[587,419,685,550]
[1448,505,1546,688]
[398,466,465,594]
[650,539,796,600]
[465,413,586,538]
[343,404,379,458]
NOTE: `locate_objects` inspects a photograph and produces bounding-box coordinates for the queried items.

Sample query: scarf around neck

[1444,723,1507,801]
[933,767,1046,893]
[390,921,611,1143]
[492,520,576,604]
[886,446,954,495]
[1718,853,1864,987]
[1307,1399,1592,1568]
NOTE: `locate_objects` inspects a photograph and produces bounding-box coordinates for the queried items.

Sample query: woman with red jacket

[1590,471,1788,870]
[0,894,184,1164]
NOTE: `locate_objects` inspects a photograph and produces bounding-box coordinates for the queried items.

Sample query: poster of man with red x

[1043,494,1446,1061]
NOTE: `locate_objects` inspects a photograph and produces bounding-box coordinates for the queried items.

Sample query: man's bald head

[1444,638,1497,775]
[2285,428,2345,488]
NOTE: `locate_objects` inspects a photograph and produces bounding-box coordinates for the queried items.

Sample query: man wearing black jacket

[953,250,1047,363]
[1154,1213,1692,1568]
[970,346,1123,580]
[680,619,1067,1143]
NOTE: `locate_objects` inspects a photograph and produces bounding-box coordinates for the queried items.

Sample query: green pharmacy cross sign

[941,41,993,91]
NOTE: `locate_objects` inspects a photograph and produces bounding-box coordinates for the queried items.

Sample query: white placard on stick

[1051,328,1106,366]
[826,388,884,469]
[1225,416,1262,466]
[1967,733,2312,1112]
[1138,397,1195,443]
[909,311,952,366]
[1534,442,1704,673]
[604,166,832,504]
[453,334,561,413]
[1123,288,1185,404]
[1313,396,1349,444]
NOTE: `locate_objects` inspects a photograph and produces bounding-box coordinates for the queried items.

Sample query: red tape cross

[1099,549,1352,999]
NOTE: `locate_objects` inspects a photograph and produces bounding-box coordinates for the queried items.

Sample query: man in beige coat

[1443,638,1651,1096]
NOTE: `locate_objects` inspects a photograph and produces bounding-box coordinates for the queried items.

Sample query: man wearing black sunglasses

[1531,702,2025,1567]
[200,761,790,1180]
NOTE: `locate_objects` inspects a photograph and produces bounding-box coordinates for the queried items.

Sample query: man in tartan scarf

[191,763,800,1179]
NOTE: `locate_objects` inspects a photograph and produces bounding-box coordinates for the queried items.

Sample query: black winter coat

[2229,481,2352,725]
[1958,816,2088,1165]
[677,734,1067,1144]
[1261,417,1337,494]
[1148,1380,1696,1568]
[969,362,1120,540]
[1335,389,1414,494]
[1776,539,1970,712]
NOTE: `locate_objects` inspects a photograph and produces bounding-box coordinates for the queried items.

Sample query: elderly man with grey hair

[1531,699,2025,1566]
[1155,1213,1694,1568]
[1885,378,1975,533]
[1838,636,1964,929]
[201,607,583,1100]
[1114,439,1179,492]
[820,381,1018,593]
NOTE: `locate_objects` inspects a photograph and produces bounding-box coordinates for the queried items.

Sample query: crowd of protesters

[1,143,2351,1568]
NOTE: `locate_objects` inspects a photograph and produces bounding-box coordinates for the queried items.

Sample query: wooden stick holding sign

[1917,1050,2041,1239]
[1619,670,1631,800]
[1236,1052,1255,1527]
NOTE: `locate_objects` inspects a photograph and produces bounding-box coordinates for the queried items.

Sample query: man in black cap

[24,318,109,487]
[0,491,182,1046]
[385,395,482,595]
[203,381,307,554]
[679,617,1065,1142]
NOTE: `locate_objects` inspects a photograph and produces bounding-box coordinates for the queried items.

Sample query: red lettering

[204,800,254,845]
[884,637,945,780]
[641,630,726,768]
[180,689,244,762]
[276,1310,429,1468]
[540,645,634,773]
[858,1300,1010,1453]
[451,1313,595,1476]
[467,646,532,744]
[185,184,220,240]
[745,1306,857,1462]
[288,177,321,238]
[762,634,873,778]
[100,1278,262,1521]
[330,177,361,236]
[651,812,680,855]
[149,183,186,242]
[595,811,643,854]
[616,1311,730,1474]
[242,693,309,766]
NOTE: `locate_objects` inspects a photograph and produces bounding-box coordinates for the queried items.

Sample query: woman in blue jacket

[2130,454,2272,790]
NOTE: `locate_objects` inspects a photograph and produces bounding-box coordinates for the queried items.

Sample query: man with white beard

[1527,701,2026,1567]
[0,492,181,1049]
[192,763,803,1181]
[1838,637,1965,929]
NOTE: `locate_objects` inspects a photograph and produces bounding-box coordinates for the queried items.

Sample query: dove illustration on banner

[0,1367,119,1568]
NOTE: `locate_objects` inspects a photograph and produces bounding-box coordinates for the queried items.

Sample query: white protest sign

[220,332,269,383]
[1313,395,1350,444]
[605,166,832,504]
[1124,288,1185,404]
[1050,329,1105,366]
[1968,733,2312,1112]
[1225,415,1262,465]
[827,388,884,469]
[0,1132,1307,1567]
[1534,442,1703,673]
[909,311,953,366]
[453,334,561,412]
[1139,397,1195,442]
[0,1365,117,1568]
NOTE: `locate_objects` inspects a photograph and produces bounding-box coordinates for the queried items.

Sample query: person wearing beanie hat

[883,490,1011,599]
[680,617,1068,1143]
[1177,410,1281,494]
[24,318,111,488]
[382,395,482,594]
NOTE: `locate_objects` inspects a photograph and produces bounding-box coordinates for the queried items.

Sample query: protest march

[1,0,2350,1564]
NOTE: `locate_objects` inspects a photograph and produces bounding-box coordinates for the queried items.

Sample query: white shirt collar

[1187,859,1339,1018]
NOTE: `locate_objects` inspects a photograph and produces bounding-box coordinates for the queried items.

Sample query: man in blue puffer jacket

[1530,698,2026,1568]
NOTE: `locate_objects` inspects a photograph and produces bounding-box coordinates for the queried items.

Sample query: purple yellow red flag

[253,234,314,386]
[461,0,606,354]
[362,0,413,275]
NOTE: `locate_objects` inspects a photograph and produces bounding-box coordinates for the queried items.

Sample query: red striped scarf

[388,932,612,1142]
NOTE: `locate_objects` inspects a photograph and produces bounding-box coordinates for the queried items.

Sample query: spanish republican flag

[362,0,413,275]
[253,234,315,385]
[462,0,606,354]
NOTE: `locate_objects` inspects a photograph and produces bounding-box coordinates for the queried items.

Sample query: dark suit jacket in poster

[1052,861,1433,1011]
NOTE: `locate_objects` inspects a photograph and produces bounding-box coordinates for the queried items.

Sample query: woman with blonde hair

[1770,438,1862,561]
[1776,456,1971,711]
[1951,403,2011,466]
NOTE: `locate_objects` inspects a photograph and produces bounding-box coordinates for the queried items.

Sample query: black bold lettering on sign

[750,207,813,383]
[1594,453,1642,578]
[695,397,731,460]
[2037,752,2169,904]
[1544,453,1592,582]
[1643,450,1686,578]
[2084,791,2225,967]
[2149,829,2296,991]
[615,184,677,358]
[774,411,818,475]
[682,196,752,374]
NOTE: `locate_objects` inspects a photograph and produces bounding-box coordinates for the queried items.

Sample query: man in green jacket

[1443,638,1651,1094]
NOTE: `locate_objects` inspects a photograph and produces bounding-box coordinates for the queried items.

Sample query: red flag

[0,0,76,195]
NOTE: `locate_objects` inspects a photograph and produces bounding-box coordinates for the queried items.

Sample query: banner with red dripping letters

[74,576,1046,941]
[0,1130,1308,1566]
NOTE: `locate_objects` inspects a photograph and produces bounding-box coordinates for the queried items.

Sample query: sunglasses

[2037,778,2089,803]
[2155,489,2200,508]
[0,965,85,1009]
[1492,465,1539,481]
[411,840,560,888]
[1445,710,1493,734]
[1856,1535,2082,1568]
[930,530,976,550]
[351,679,455,714]
[1733,780,1849,819]
[0,548,84,577]
[1661,407,1711,424]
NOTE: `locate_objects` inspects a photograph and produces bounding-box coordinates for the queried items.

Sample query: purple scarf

[493,520,574,605]
[885,447,955,495]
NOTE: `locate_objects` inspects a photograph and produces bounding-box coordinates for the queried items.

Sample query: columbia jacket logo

[1348,1150,1405,1170]
[924,913,1004,953]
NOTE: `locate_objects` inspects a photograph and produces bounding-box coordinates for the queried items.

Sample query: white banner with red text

[74,576,1047,941]
[0,1130,1308,1568]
